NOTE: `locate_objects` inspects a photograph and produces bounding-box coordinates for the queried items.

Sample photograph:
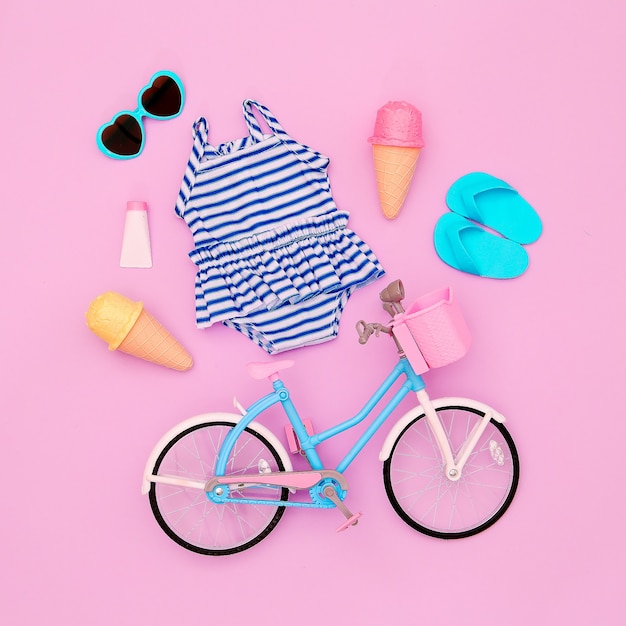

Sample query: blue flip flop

[446,172,542,244]
[434,213,529,279]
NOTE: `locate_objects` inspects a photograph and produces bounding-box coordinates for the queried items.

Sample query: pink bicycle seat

[246,360,295,380]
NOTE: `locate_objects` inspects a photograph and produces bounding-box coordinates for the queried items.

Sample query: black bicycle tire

[383,405,520,539]
[149,420,289,555]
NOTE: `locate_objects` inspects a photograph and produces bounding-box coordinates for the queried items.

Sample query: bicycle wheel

[383,405,519,538]
[149,421,289,555]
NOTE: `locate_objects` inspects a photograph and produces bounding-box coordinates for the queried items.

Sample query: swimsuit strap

[190,116,224,160]
[243,99,289,141]
[175,117,213,217]
[188,116,212,167]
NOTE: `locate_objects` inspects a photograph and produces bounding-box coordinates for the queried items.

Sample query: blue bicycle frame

[214,357,425,477]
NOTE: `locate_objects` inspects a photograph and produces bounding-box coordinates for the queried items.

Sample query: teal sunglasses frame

[96,70,185,160]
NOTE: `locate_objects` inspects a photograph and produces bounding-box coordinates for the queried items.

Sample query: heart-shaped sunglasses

[96,71,185,159]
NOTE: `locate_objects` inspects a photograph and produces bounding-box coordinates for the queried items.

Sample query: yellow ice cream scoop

[86,291,144,350]
[86,292,193,371]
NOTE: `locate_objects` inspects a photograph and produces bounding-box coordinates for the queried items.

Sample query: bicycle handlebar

[379,279,405,310]
[355,279,407,344]
[355,320,391,344]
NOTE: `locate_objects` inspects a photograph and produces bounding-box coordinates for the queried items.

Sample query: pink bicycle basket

[391,287,472,373]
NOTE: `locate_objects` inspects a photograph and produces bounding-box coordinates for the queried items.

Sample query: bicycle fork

[417,389,494,481]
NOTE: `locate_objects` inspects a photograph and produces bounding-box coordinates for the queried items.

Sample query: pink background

[2,0,624,624]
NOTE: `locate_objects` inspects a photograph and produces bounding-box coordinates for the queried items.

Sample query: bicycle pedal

[336,512,362,533]
[284,419,315,454]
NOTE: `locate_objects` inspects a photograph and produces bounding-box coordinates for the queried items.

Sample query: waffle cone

[372,144,421,219]
[117,310,193,371]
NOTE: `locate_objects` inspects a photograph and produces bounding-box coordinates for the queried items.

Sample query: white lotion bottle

[120,201,153,268]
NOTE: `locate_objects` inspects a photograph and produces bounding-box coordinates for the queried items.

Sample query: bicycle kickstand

[323,484,363,532]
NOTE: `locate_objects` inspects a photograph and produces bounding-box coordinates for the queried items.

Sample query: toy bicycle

[142,280,520,555]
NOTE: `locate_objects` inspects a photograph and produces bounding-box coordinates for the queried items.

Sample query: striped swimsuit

[176,99,385,354]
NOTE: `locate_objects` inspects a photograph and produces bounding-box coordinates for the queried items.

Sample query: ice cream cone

[368,101,424,220]
[86,292,193,371]
[372,144,422,219]
[116,309,193,371]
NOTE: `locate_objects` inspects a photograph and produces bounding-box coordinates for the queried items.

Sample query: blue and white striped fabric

[175,99,385,354]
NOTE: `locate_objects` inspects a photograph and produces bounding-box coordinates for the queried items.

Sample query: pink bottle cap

[127,201,148,211]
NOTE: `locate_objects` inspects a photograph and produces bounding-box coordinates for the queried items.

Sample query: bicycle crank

[322,484,363,532]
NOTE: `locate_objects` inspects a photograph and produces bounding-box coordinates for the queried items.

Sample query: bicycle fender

[378,397,506,462]
[141,412,294,495]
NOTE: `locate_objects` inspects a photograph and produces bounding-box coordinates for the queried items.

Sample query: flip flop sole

[446,172,542,244]
[434,213,529,279]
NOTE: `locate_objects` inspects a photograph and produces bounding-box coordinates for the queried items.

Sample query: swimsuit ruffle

[190,211,384,327]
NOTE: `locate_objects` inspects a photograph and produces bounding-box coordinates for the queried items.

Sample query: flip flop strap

[447,223,481,274]
[461,179,516,223]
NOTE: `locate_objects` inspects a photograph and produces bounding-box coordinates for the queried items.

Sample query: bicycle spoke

[384,406,519,538]
[150,421,288,555]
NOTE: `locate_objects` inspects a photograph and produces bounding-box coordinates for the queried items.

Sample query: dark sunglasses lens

[101,115,143,156]
[141,76,182,117]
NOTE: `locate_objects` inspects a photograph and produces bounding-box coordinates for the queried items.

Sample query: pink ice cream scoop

[369,101,425,148]
[368,101,424,219]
